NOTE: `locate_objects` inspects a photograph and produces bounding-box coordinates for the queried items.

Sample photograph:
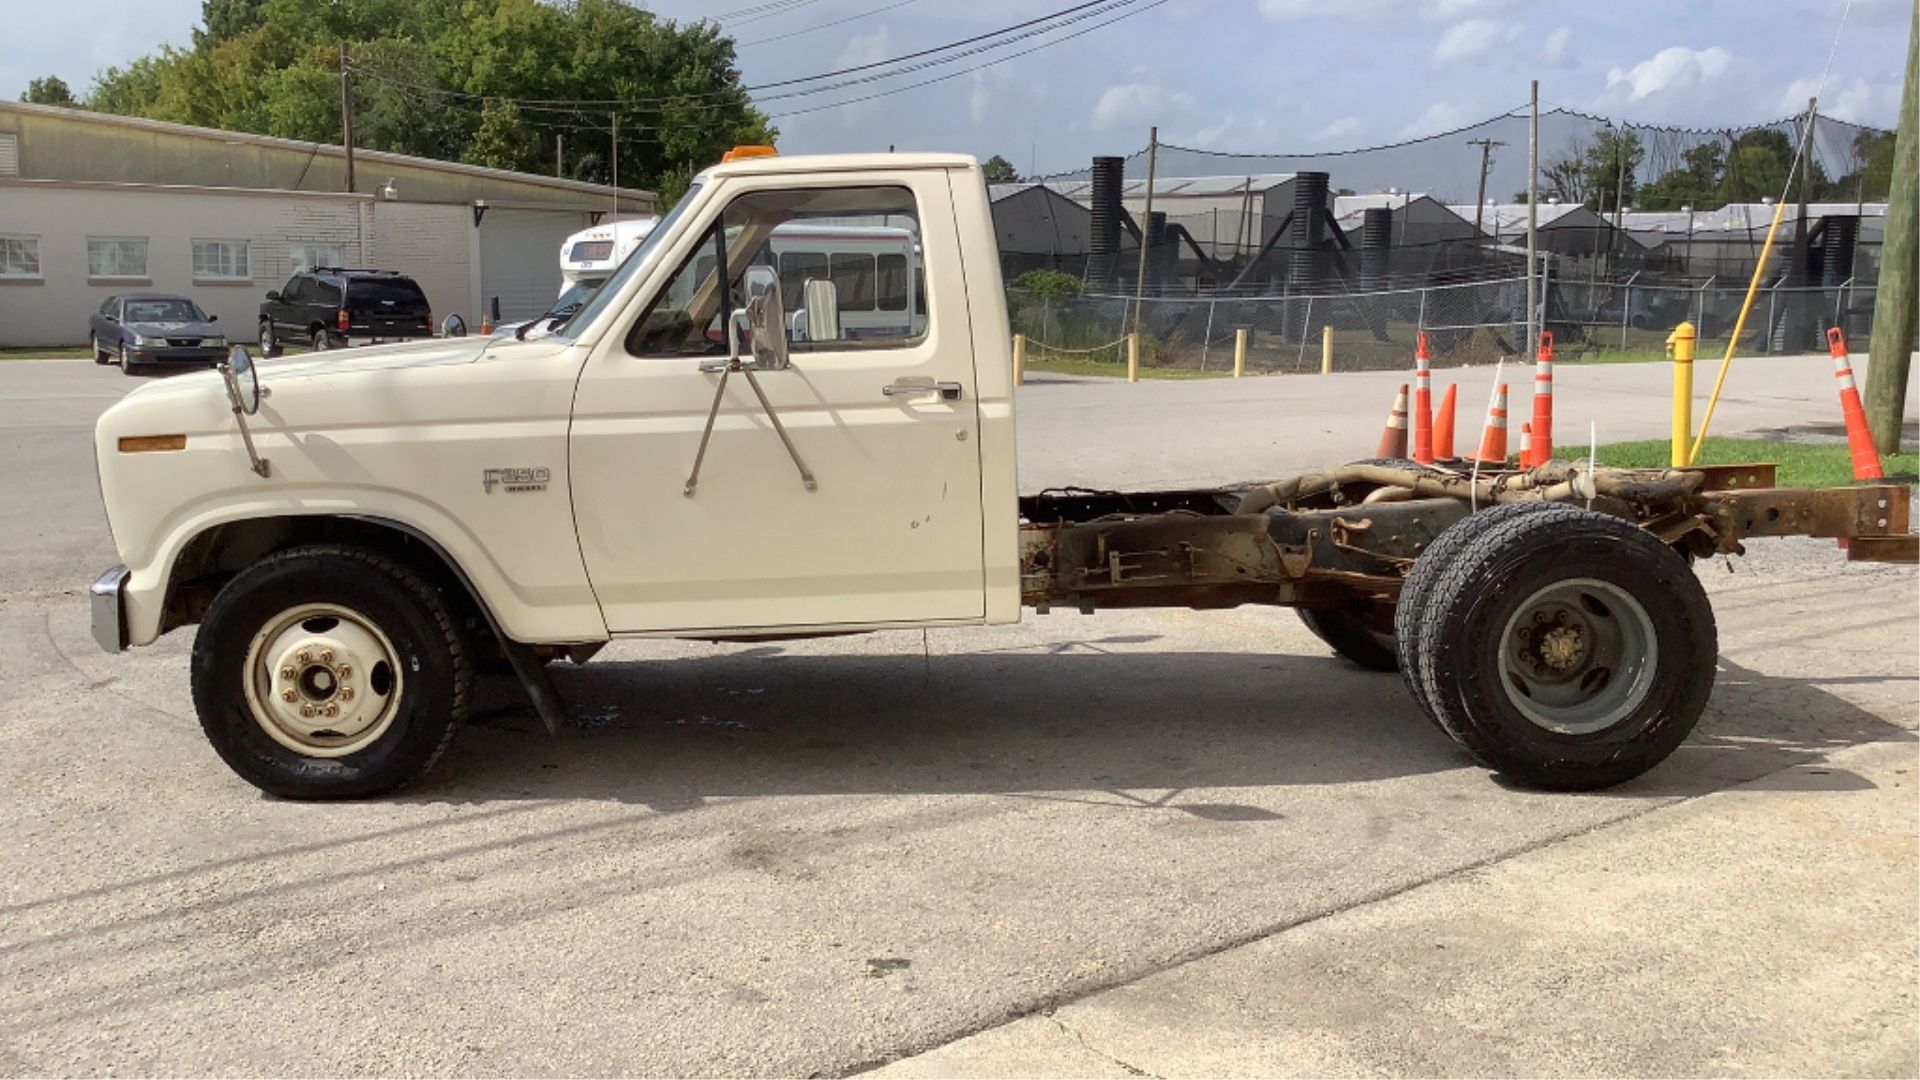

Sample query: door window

[626,185,923,358]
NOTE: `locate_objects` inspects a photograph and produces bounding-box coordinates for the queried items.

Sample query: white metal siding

[479,209,584,321]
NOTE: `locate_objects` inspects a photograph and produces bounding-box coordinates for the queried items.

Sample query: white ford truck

[91,151,1915,799]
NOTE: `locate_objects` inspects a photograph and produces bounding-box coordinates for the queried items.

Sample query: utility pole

[1130,126,1158,337]
[339,42,355,194]
[1525,80,1539,359]
[1864,0,1917,454]
[1467,137,1505,240]
[611,112,619,221]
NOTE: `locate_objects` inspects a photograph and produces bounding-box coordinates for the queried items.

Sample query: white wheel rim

[242,603,404,757]
[1496,577,1658,735]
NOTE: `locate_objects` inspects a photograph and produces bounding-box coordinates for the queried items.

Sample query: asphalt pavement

[0,356,1914,1077]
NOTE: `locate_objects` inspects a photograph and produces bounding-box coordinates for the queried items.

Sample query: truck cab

[92,152,1018,798]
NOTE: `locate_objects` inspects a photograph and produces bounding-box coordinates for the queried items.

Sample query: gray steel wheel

[1494,578,1657,735]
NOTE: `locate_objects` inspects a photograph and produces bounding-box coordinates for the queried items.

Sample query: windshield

[554,279,602,314]
[552,183,701,340]
[123,298,204,322]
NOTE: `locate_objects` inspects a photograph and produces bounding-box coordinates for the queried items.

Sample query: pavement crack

[1046,1012,1160,1078]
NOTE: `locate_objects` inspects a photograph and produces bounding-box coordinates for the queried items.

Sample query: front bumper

[129,346,228,364]
[91,565,130,652]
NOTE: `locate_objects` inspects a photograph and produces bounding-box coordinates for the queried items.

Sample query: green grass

[0,346,95,359]
[1568,342,1738,365]
[1022,355,1230,381]
[1593,436,1918,489]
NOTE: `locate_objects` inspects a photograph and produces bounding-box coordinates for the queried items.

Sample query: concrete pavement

[0,357,1914,1077]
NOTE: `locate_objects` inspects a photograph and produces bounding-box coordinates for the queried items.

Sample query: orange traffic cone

[1527,331,1554,465]
[1433,383,1458,460]
[1377,383,1410,459]
[1412,333,1435,464]
[1474,383,1509,465]
[1519,423,1532,466]
[1827,328,1884,481]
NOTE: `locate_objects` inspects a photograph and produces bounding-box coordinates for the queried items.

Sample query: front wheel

[1416,503,1716,790]
[92,336,111,364]
[117,342,139,375]
[190,545,472,799]
[259,319,281,358]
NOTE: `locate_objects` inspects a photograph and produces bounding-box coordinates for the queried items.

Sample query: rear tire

[1297,604,1398,672]
[1397,502,1545,730]
[190,545,471,799]
[311,328,335,352]
[1416,503,1716,790]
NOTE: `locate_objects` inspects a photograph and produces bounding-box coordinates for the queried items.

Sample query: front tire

[117,342,139,375]
[1416,503,1716,790]
[190,545,472,799]
[93,336,111,364]
[260,319,281,358]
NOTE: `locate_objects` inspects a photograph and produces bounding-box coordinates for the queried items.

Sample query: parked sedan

[89,294,229,374]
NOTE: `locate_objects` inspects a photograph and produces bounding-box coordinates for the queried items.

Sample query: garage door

[479,210,586,321]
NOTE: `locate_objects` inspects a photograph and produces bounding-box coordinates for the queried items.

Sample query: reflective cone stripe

[1529,331,1554,466]
[1433,383,1458,460]
[1827,327,1884,481]
[1377,383,1410,459]
[1474,383,1508,464]
[1412,332,1434,464]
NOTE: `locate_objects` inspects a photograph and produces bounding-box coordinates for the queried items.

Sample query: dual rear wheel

[1303,501,1718,790]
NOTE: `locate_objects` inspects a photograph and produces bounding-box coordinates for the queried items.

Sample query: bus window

[780,251,827,305]
[830,252,875,313]
[877,253,909,313]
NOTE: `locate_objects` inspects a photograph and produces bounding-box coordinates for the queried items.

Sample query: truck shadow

[430,644,1914,808]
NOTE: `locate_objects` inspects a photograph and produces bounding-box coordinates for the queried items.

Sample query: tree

[20,76,77,106]
[1639,142,1724,211]
[980,155,1020,184]
[82,0,773,197]
[1539,129,1644,212]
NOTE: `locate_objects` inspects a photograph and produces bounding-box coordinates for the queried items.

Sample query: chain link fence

[1010,273,1877,375]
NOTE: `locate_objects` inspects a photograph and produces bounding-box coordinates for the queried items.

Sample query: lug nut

[320,650,334,663]
[296,650,312,664]
[299,704,316,718]
[336,665,351,678]
[323,703,340,718]
[339,688,355,702]
[1517,628,1531,641]
[279,666,296,680]
[281,689,298,703]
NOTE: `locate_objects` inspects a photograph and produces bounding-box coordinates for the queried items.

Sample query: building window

[0,235,39,279]
[87,236,149,279]
[192,239,251,280]
[289,243,346,272]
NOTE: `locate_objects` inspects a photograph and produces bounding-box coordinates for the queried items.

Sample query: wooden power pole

[1864,0,1918,455]
[1467,137,1505,240]
[339,43,356,194]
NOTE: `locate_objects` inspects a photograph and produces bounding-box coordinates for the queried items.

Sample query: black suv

[259,268,433,354]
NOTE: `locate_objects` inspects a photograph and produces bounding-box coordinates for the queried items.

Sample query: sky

[2,0,1910,181]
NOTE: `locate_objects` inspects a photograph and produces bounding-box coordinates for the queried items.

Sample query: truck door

[569,171,988,634]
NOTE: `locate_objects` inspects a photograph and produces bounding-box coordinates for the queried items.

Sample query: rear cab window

[348,278,429,311]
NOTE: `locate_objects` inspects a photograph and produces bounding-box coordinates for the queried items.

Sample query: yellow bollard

[1233,327,1248,378]
[1667,320,1696,467]
[1012,333,1025,386]
[1321,325,1333,374]
[1127,331,1140,383]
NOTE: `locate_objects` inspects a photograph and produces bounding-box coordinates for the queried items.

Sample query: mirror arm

[218,364,271,478]
[683,354,815,498]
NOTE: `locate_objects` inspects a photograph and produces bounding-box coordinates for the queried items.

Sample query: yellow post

[1127,331,1140,383]
[1012,333,1025,386]
[1667,320,1696,466]
[1233,327,1248,378]
[1321,325,1334,374]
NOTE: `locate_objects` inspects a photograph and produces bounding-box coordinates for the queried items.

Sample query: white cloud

[1778,74,1900,123]
[1090,69,1193,132]
[1398,100,1468,139]
[1259,0,1523,20]
[1315,115,1362,141]
[1539,26,1574,69]
[834,26,892,69]
[969,67,1017,127]
[1431,19,1519,67]
[1601,45,1733,103]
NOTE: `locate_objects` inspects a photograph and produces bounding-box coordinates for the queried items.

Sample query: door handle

[882,380,962,402]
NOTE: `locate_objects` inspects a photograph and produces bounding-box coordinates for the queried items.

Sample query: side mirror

[265,290,281,302]
[441,313,468,338]
[741,267,788,371]
[224,345,262,415]
[208,313,219,323]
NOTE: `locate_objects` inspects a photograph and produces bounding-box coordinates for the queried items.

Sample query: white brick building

[0,101,654,347]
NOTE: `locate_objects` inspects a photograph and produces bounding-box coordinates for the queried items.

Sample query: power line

[738,0,925,47]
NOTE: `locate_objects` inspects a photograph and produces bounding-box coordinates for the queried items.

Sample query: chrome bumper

[91,566,130,653]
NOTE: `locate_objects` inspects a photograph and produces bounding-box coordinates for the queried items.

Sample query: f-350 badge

[482,467,550,494]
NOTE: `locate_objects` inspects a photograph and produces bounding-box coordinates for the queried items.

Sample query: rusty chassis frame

[1018,462,1916,613]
